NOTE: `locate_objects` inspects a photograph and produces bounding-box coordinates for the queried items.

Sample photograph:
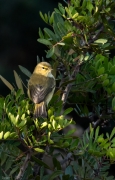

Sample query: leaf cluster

[1,0,115,179]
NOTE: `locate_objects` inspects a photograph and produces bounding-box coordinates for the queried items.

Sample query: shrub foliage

[1,0,115,179]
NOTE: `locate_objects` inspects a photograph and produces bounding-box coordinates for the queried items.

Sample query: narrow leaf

[110,127,115,140]
[34,148,45,153]
[0,75,14,91]
[39,27,44,38]
[95,126,100,141]
[44,28,56,41]
[39,11,46,22]
[57,42,65,46]
[9,166,19,176]
[94,39,108,44]
[32,156,51,169]
[19,65,31,78]
[46,47,55,58]
[14,70,24,93]
[4,131,10,139]
[0,131,3,139]
[37,39,52,45]
[112,97,115,111]
[63,108,73,116]
[47,170,63,180]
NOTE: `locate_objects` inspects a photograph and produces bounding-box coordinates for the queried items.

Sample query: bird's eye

[42,67,45,69]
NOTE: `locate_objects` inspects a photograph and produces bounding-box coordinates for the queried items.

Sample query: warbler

[28,62,55,118]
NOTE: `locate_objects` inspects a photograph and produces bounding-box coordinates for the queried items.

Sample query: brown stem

[15,150,32,180]
[61,62,80,107]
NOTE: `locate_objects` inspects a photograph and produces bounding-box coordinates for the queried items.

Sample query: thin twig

[60,152,72,165]
[15,150,32,180]
[89,26,104,44]
[61,62,80,106]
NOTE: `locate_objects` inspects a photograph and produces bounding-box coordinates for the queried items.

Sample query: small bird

[28,62,55,118]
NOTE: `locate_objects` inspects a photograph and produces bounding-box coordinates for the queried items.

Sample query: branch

[61,62,80,106]
[60,152,72,165]
[15,150,32,180]
[89,25,104,44]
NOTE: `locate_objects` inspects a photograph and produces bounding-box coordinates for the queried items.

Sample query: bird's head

[34,62,53,77]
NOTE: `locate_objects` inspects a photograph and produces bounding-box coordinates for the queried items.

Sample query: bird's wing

[28,78,55,104]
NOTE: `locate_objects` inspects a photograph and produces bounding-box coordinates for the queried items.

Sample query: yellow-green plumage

[28,62,55,118]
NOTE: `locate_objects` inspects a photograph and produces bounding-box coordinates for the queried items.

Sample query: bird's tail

[34,102,47,118]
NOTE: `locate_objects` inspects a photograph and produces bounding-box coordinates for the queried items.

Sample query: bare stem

[61,62,80,106]
[15,150,32,180]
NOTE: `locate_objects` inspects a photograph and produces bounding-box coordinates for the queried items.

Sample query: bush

[1,0,115,179]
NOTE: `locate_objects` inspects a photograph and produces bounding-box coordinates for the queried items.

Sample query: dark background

[0,0,64,96]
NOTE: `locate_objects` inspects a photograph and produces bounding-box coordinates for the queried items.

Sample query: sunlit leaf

[34,148,45,153]
[0,131,3,139]
[94,39,108,44]
[4,131,10,139]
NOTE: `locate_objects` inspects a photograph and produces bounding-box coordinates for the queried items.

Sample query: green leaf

[58,3,65,15]
[32,156,51,169]
[49,12,54,24]
[19,65,31,78]
[110,127,115,140]
[53,157,61,170]
[63,108,73,116]
[39,11,46,22]
[53,13,62,39]
[39,27,44,38]
[37,39,52,45]
[44,28,56,41]
[70,139,79,150]
[57,42,65,46]
[109,65,115,75]
[18,119,27,128]
[34,148,45,153]
[14,70,24,93]
[9,113,18,125]
[112,97,115,111]
[65,165,73,176]
[94,39,108,44]
[0,131,3,139]
[40,166,44,180]
[97,67,105,75]
[57,22,67,35]
[5,157,13,172]
[0,75,14,91]
[102,79,109,86]
[4,131,10,139]
[9,132,17,138]
[112,82,115,92]
[46,47,55,58]
[40,122,47,129]
[9,166,19,176]
[72,12,79,19]
[44,13,48,23]
[47,170,63,180]
[65,128,76,136]
[95,126,100,141]
[86,1,94,12]
[1,152,7,166]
